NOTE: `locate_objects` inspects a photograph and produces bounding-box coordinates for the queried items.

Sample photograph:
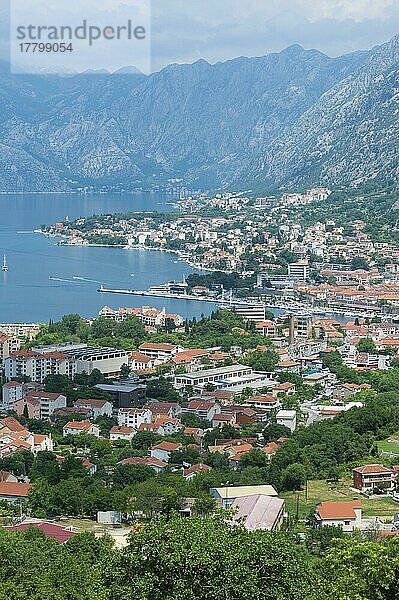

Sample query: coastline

[38,229,229,274]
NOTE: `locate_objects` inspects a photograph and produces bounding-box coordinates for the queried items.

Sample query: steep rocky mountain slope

[0,37,396,192]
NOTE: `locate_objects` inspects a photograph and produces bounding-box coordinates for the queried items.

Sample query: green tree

[104,515,315,599]
[357,338,376,354]
[281,463,307,491]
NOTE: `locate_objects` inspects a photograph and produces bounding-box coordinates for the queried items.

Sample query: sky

[2,0,399,73]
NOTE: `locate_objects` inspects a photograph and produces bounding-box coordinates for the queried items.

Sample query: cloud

[2,0,399,72]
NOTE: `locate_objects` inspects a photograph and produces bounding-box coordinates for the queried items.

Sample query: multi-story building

[0,323,40,340]
[255,320,276,336]
[225,304,267,322]
[276,410,297,432]
[288,260,309,282]
[1,381,24,411]
[0,335,21,365]
[95,382,146,410]
[5,351,76,384]
[30,343,132,378]
[99,305,183,329]
[174,365,253,390]
[138,342,183,362]
[353,464,394,493]
[295,315,312,339]
[117,407,152,429]
[1,381,43,413]
[14,392,67,420]
[73,398,113,418]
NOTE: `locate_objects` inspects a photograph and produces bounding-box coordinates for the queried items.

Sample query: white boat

[2,255,8,272]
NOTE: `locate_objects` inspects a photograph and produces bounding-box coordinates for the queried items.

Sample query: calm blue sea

[0,193,214,323]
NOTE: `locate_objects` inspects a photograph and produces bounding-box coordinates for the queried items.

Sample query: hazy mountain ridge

[0,39,396,192]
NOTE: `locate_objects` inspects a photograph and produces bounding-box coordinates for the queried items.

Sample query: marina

[0,193,215,322]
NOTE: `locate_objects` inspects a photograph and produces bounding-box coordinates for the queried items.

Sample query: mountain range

[1,34,399,192]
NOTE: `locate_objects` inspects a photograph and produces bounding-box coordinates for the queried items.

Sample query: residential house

[149,441,182,463]
[130,351,156,372]
[117,407,152,429]
[171,349,209,371]
[118,456,167,473]
[262,442,279,459]
[315,501,362,532]
[0,470,18,483]
[5,521,75,543]
[62,420,100,437]
[109,426,136,442]
[353,464,394,493]
[212,413,236,428]
[146,401,182,420]
[183,463,211,480]
[276,410,297,432]
[0,481,32,502]
[183,427,204,444]
[184,399,220,422]
[271,382,296,397]
[244,395,280,412]
[73,398,113,418]
[220,406,257,426]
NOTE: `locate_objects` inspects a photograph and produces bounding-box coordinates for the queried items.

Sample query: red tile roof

[353,464,392,475]
[151,441,181,452]
[0,482,32,497]
[317,501,361,520]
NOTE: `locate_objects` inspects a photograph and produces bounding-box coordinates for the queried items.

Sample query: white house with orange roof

[315,501,362,532]
[109,426,136,442]
[62,420,100,437]
[171,349,209,371]
[138,342,183,363]
[130,351,157,371]
[73,398,112,418]
[149,441,182,463]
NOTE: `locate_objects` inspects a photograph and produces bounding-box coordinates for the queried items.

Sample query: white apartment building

[138,343,183,362]
[31,344,131,378]
[288,260,309,282]
[0,323,40,340]
[276,409,297,432]
[0,335,21,365]
[226,304,267,322]
[117,407,152,429]
[1,381,24,411]
[174,365,253,389]
[5,351,77,384]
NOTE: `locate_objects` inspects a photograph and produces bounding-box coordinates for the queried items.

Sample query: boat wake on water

[49,277,76,283]
[72,276,102,284]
